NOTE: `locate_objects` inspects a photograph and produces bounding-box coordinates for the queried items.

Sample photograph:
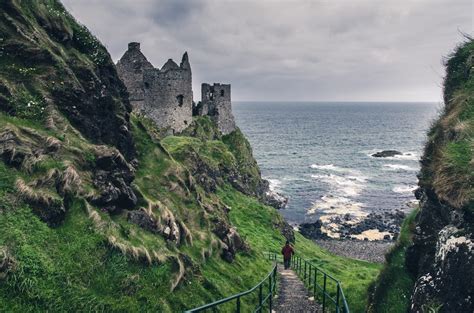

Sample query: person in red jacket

[281,240,294,269]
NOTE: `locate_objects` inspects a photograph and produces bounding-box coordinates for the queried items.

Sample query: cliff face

[0,1,293,311]
[0,0,135,159]
[406,39,474,312]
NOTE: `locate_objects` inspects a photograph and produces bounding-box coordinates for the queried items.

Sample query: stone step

[274,267,321,313]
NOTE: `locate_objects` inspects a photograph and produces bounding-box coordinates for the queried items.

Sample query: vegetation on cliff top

[419,38,474,211]
[0,1,381,312]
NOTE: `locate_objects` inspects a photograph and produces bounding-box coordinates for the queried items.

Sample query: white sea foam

[307,195,364,214]
[267,178,282,192]
[311,173,367,196]
[388,152,419,161]
[383,164,418,171]
[309,164,360,175]
[310,164,342,171]
[393,184,417,194]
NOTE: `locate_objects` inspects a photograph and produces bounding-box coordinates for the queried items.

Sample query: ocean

[232,101,440,226]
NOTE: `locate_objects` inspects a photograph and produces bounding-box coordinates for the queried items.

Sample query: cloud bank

[62,0,472,101]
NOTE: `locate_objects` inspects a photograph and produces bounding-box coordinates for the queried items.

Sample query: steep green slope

[0,1,381,312]
[370,38,474,312]
[367,209,418,313]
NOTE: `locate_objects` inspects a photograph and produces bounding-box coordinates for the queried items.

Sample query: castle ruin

[200,83,236,135]
[116,42,236,135]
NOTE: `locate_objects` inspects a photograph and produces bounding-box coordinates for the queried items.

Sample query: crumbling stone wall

[117,43,236,135]
[201,83,236,135]
[142,54,193,133]
[116,42,154,112]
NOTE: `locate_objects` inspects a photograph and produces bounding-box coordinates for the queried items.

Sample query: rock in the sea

[371,150,402,158]
[299,220,328,240]
[264,190,288,209]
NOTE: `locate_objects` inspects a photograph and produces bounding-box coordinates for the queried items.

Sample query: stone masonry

[116,42,154,112]
[142,53,193,133]
[200,83,236,135]
[117,42,236,135]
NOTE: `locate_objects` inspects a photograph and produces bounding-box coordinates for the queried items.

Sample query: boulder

[264,189,289,209]
[299,220,328,240]
[0,247,15,280]
[127,210,159,233]
[90,147,137,212]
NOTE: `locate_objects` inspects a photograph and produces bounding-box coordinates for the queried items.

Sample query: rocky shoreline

[297,202,417,262]
[299,208,408,241]
[314,238,393,263]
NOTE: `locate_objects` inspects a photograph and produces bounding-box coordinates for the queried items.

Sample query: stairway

[274,266,321,313]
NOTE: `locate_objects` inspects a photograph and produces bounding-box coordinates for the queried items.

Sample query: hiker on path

[281,240,294,269]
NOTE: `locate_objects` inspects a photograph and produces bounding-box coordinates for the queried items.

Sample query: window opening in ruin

[144,82,150,89]
[220,90,225,97]
[177,95,184,106]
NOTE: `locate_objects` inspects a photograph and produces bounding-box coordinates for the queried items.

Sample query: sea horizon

[233,101,439,233]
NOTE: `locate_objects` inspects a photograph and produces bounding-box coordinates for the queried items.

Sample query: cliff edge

[406,39,474,312]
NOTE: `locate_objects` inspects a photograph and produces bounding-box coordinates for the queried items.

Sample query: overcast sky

[62,0,472,102]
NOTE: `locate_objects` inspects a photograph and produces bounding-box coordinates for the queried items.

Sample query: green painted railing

[185,261,277,312]
[185,252,350,313]
[268,253,350,313]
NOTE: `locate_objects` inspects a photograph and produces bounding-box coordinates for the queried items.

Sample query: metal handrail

[288,254,350,313]
[185,252,350,313]
[185,259,277,312]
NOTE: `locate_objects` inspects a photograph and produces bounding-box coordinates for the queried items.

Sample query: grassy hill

[0,1,381,312]
[368,38,474,312]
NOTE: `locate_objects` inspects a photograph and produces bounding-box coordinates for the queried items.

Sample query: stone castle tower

[116,42,154,112]
[200,83,236,135]
[142,53,193,133]
[117,42,235,135]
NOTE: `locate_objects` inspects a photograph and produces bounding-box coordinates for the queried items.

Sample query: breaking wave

[393,184,417,194]
[383,164,418,171]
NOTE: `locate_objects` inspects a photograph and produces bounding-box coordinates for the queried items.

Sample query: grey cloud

[62,0,471,101]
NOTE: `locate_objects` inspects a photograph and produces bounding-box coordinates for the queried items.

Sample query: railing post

[269,272,273,312]
[258,284,263,313]
[313,268,317,297]
[236,296,241,313]
[322,274,327,312]
[308,264,312,286]
[336,283,341,313]
[304,261,307,282]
